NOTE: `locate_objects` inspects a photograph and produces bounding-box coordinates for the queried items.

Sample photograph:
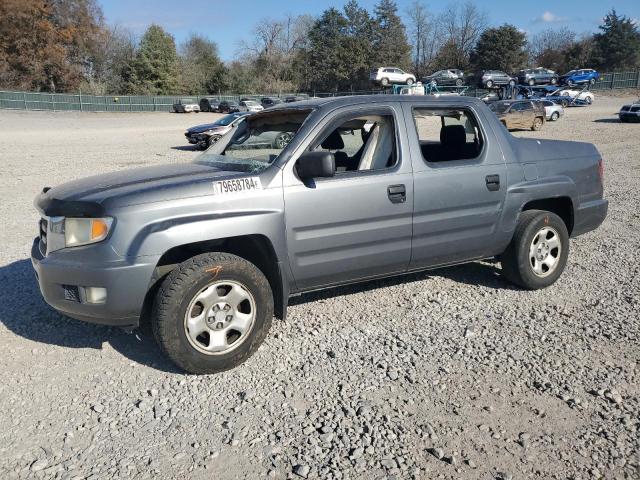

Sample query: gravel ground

[0,96,638,480]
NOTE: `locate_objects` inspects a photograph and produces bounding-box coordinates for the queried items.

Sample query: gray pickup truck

[31,96,607,374]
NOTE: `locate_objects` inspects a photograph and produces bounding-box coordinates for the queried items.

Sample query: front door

[403,103,507,269]
[282,105,413,290]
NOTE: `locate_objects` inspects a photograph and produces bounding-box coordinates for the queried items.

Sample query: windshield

[194,109,313,174]
[489,102,510,113]
[215,113,244,126]
[244,101,258,106]
[564,70,576,75]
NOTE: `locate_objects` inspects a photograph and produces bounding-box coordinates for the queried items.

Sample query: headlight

[65,218,113,247]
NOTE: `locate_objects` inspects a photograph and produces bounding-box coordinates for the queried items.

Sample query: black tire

[500,210,569,290]
[528,79,535,86]
[589,78,595,85]
[585,96,593,105]
[509,80,516,87]
[485,80,494,88]
[455,79,463,86]
[551,78,557,85]
[532,117,543,131]
[406,78,414,86]
[152,253,274,374]
[381,78,389,87]
[272,132,292,149]
[551,111,559,121]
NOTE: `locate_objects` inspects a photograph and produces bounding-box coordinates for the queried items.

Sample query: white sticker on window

[213,177,263,195]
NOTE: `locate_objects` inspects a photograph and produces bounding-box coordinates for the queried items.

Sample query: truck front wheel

[152,253,274,374]
[500,210,569,290]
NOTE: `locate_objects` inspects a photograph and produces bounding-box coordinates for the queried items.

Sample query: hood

[187,123,225,134]
[36,162,253,215]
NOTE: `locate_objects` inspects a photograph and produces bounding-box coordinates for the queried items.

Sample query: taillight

[598,158,604,186]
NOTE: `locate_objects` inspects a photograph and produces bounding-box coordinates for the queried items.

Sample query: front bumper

[31,239,160,327]
[572,199,608,237]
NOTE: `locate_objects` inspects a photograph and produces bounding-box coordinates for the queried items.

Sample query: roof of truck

[283,94,486,109]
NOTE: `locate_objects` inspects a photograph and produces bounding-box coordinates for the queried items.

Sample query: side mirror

[296,152,335,179]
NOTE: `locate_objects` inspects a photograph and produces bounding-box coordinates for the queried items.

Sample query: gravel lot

[0,96,638,480]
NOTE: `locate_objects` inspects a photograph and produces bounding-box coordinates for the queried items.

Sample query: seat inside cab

[316,116,397,172]
[413,109,483,162]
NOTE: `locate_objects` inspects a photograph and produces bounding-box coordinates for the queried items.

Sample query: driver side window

[312,114,398,173]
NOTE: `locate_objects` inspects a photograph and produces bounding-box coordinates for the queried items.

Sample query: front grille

[39,218,48,255]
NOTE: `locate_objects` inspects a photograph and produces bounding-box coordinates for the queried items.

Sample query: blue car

[559,69,599,86]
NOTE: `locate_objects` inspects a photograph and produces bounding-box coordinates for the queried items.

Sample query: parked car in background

[517,68,559,86]
[619,100,640,122]
[555,89,595,104]
[173,98,200,113]
[199,97,220,112]
[370,67,416,86]
[261,97,282,108]
[185,112,248,149]
[284,95,306,103]
[559,69,599,86]
[477,70,516,88]
[239,100,264,112]
[489,99,545,130]
[540,100,564,121]
[423,69,465,86]
[218,100,240,113]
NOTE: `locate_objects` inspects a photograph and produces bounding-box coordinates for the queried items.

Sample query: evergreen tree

[130,24,179,95]
[343,0,375,89]
[470,24,527,73]
[306,8,350,91]
[372,0,411,68]
[591,10,640,70]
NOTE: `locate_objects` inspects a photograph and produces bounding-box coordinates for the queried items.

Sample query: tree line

[1,0,639,95]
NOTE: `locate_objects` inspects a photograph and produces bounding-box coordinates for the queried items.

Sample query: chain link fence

[1,70,638,112]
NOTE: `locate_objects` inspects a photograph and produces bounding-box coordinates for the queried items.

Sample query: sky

[100,0,640,60]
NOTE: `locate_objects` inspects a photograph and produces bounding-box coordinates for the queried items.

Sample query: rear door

[519,101,534,127]
[282,103,414,290]
[402,102,507,268]
[508,103,523,128]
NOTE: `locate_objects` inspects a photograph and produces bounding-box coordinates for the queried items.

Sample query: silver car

[541,100,564,121]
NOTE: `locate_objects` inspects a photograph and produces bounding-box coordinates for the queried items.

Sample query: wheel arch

[521,196,574,235]
[142,234,288,324]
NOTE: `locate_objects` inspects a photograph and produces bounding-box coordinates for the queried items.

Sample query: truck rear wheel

[152,253,273,374]
[500,210,569,290]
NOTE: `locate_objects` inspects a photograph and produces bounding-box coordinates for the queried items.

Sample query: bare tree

[529,27,576,62]
[406,1,431,76]
[437,1,487,69]
[237,14,312,92]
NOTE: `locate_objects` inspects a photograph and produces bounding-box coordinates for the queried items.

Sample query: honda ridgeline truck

[31,96,608,374]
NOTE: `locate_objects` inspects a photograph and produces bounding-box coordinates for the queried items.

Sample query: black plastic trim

[35,191,105,218]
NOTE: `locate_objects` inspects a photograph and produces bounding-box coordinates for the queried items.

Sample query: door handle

[387,184,406,203]
[485,174,500,191]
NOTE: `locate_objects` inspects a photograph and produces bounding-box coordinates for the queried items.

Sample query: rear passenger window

[412,108,483,163]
